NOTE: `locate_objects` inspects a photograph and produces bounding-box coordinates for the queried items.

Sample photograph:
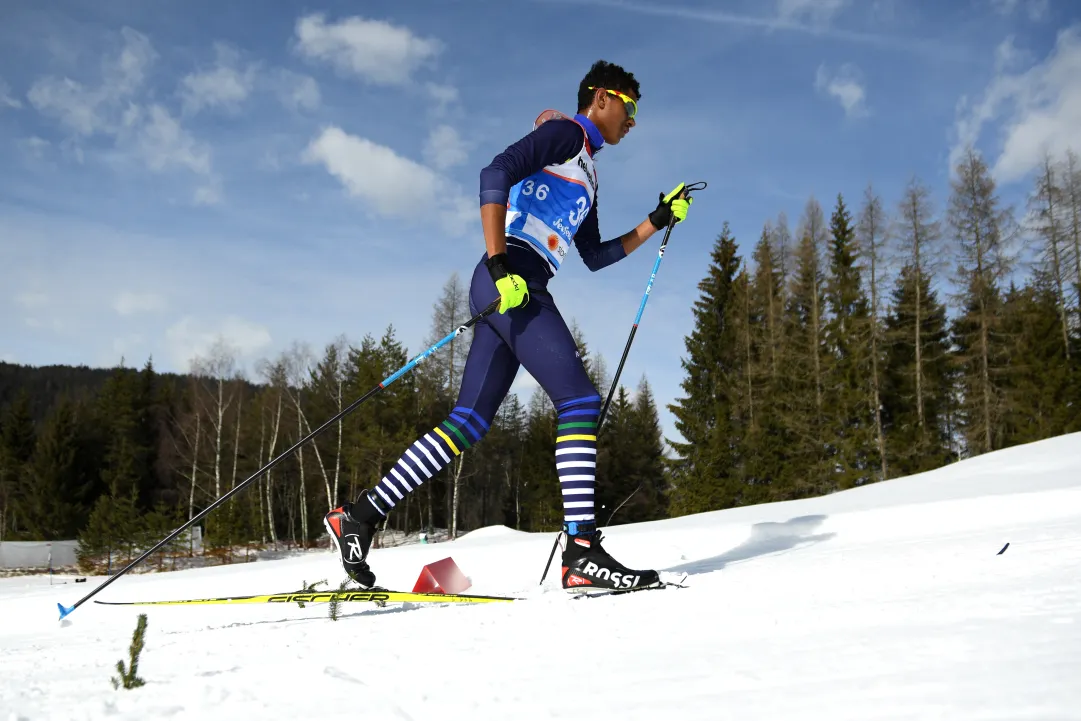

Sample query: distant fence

[0,541,80,569]
[0,527,203,570]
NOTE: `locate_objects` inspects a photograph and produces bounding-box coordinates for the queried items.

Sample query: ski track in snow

[2,433,1081,720]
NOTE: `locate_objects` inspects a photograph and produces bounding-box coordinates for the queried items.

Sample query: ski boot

[560,521,660,592]
[324,490,386,588]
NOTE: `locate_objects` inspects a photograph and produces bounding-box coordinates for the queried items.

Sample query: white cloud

[951,26,1081,184]
[0,77,21,109]
[303,126,474,235]
[179,43,258,115]
[0,353,17,364]
[994,35,1028,72]
[28,76,108,136]
[28,27,155,136]
[272,69,320,111]
[424,124,468,170]
[294,13,442,85]
[166,316,272,370]
[815,62,868,117]
[27,27,216,203]
[113,291,166,316]
[778,0,849,25]
[122,104,212,175]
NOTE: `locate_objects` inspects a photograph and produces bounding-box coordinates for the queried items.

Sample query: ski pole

[597,181,706,428]
[538,181,706,585]
[58,298,501,621]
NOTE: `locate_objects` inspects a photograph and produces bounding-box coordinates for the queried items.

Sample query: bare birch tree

[281,343,316,545]
[857,183,891,480]
[423,274,472,538]
[1029,152,1072,358]
[190,339,239,501]
[1063,149,1081,323]
[893,176,944,433]
[948,146,1019,454]
[257,358,286,546]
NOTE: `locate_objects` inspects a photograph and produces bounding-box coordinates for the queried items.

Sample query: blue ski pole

[597,181,706,428]
[58,298,501,621]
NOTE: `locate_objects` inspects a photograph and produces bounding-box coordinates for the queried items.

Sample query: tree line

[2,143,1078,570]
[0,274,667,569]
[667,146,1081,512]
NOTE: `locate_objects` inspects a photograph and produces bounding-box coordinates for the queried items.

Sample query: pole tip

[57,602,75,621]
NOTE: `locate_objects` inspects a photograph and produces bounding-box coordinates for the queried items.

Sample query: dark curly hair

[577,60,641,113]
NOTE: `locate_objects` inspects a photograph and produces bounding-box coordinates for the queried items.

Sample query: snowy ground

[3,433,1080,721]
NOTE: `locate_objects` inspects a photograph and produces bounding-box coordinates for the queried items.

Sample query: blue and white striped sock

[554,394,601,525]
[365,406,489,513]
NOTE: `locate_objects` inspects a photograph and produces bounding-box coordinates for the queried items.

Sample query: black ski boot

[324,490,386,588]
[560,521,660,592]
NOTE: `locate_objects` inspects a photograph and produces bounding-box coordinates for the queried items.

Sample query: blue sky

[2,0,1079,445]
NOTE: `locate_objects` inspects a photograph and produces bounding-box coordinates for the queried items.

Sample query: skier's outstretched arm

[576,183,693,271]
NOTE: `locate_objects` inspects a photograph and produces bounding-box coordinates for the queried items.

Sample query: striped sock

[555,394,601,525]
[366,406,489,513]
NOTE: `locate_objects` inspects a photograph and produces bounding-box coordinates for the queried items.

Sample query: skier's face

[589,87,637,146]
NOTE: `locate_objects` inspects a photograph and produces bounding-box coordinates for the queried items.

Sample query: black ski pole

[538,181,707,585]
[58,299,501,620]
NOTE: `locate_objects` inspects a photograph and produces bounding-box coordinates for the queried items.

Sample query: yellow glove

[648,182,694,229]
[485,253,529,314]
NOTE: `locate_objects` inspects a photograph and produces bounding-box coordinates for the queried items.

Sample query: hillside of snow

[2,433,1080,721]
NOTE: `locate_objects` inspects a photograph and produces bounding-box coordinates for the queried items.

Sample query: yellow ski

[94,588,518,607]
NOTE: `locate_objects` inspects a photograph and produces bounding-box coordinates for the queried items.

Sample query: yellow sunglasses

[588,86,637,119]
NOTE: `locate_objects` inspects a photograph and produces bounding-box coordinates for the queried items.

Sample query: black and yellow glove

[648,182,694,230]
[485,253,529,314]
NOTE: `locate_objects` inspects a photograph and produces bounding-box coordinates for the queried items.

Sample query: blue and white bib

[505,118,598,274]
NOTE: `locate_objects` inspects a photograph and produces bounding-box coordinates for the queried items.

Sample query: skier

[324,60,692,592]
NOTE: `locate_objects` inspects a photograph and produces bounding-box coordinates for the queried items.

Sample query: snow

[3,432,1080,721]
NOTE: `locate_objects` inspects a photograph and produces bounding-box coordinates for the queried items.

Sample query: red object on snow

[412,556,472,594]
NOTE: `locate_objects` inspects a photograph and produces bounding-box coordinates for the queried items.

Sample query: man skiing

[324,59,692,592]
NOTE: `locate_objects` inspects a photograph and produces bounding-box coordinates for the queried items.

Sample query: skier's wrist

[485,252,512,282]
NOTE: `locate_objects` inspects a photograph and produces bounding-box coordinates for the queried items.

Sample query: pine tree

[948,146,1018,455]
[21,398,91,539]
[571,320,610,403]
[596,384,634,524]
[779,198,831,497]
[520,388,558,531]
[751,223,784,380]
[743,226,790,499]
[881,265,954,475]
[627,377,667,521]
[595,378,667,526]
[0,391,36,540]
[998,274,1080,445]
[823,193,875,488]
[491,394,526,530]
[667,223,746,513]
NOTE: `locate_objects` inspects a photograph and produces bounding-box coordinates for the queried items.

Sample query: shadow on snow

[664,514,835,576]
